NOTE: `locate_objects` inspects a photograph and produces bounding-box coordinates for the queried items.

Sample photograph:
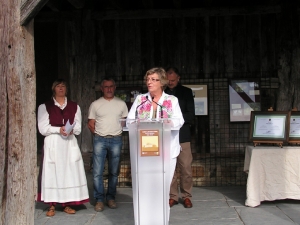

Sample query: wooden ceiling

[42,0,282,12]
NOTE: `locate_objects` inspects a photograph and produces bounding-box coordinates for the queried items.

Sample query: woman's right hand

[60,126,68,136]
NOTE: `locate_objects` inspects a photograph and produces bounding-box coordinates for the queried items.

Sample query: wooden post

[0,0,37,224]
[277,1,300,111]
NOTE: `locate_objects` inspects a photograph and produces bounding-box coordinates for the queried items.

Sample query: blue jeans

[93,135,122,202]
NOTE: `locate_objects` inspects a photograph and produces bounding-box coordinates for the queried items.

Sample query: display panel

[184,84,207,115]
[229,79,261,122]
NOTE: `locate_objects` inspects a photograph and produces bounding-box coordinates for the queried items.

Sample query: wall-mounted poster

[184,85,207,115]
[229,79,261,122]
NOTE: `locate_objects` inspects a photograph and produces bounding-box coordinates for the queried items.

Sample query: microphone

[135,96,149,119]
[151,97,163,118]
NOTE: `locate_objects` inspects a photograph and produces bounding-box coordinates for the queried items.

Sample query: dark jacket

[165,84,195,143]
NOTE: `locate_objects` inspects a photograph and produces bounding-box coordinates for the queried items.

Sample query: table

[244,145,300,207]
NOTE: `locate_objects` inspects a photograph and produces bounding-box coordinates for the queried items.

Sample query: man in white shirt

[88,77,128,212]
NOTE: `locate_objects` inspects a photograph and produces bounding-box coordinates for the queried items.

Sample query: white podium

[122,119,173,225]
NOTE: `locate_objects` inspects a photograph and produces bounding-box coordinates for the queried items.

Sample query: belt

[95,133,122,138]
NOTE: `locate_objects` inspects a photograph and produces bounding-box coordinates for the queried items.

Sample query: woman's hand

[60,126,68,136]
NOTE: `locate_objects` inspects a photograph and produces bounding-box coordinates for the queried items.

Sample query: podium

[123,119,173,225]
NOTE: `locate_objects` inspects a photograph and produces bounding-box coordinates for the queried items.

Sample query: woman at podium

[127,67,184,222]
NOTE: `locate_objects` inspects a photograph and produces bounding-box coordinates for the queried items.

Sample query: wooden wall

[1,0,37,223]
[35,4,300,153]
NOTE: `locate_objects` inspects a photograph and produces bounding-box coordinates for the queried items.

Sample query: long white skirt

[41,134,89,203]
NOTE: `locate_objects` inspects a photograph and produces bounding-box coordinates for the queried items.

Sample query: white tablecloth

[244,145,300,207]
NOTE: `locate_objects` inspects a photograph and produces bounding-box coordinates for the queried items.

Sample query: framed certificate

[229,79,261,122]
[249,111,290,145]
[289,111,300,143]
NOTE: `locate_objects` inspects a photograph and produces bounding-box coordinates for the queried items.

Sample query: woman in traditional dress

[37,79,89,216]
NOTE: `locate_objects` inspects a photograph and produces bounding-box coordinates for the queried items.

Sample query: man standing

[165,67,195,208]
[88,77,128,212]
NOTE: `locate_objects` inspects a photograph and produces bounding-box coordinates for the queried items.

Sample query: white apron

[41,134,89,203]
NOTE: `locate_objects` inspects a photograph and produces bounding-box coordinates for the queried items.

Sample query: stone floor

[35,171,300,225]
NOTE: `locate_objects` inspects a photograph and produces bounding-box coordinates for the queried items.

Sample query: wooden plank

[245,14,261,73]
[121,20,142,78]
[67,0,85,9]
[208,16,218,76]
[96,21,106,80]
[165,18,183,69]
[134,20,142,76]
[141,0,153,9]
[185,18,198,76]
[217,16,225,75]
[81,16,97,153]
[260,14,277,73]
[178,18,187,72]
[221,16,234,74]
[45,1,60,12]
[294,13,300,110]
[173,0,181,9]
[277,2,296,111]
[153,19,162,68]
[0,0,8,218]
[203,17,210,76]
[122,20,134,77]
[115,20,123,77]
[34,5,286,23]
[92,6,282,21]
[65,14,97,153]
[103,20,117,78]
[57,22,67,83]
[232,15,246,75]
[1,0,37,223]
[34,5,288,23]
[195,17,205,78]
[20,0,48,25]
[290,6,300,111]
[160,18,171,68]
[140,19,155,73]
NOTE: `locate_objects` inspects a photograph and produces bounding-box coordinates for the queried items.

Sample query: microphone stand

[151,97,163,118]
[135,96,149,119]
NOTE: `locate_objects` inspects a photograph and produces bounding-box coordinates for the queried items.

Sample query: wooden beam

[92,5,282,20]
[141,0,153,9]
[173,0,181,9]
[66,0,85,9]
[35,5,299,22]
[109,0,124,10]
[1,0,37,223]
[46,1,60,12]
[20,0,49,26]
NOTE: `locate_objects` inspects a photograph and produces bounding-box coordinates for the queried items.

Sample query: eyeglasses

[103,85,115,89]
[146,78,160,83]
